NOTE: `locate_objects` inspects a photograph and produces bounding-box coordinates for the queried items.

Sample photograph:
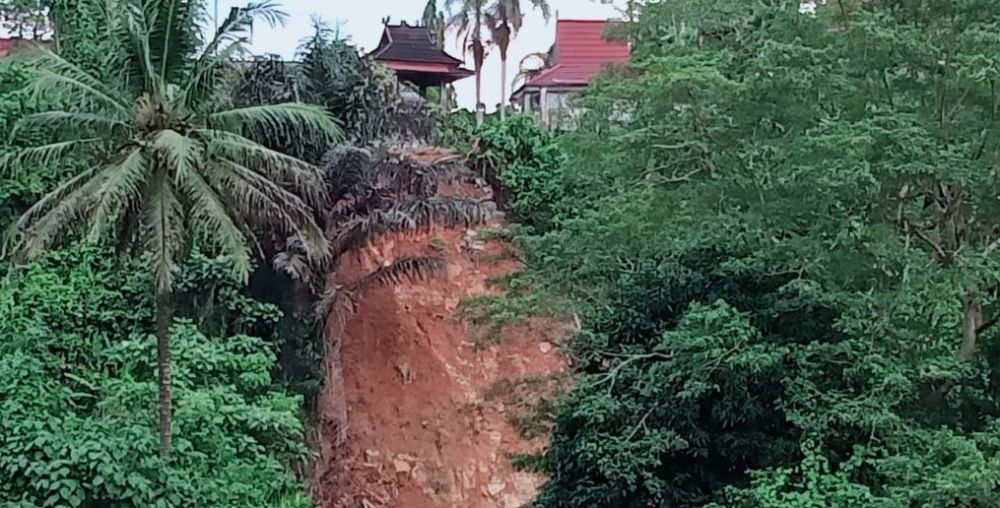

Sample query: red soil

[312,161,570,507]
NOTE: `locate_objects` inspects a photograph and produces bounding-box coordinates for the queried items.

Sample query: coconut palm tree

[447,0,490,126]
[487,0,550,120]
[2,0,340,455]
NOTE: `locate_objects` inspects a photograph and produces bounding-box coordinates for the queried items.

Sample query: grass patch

[454,272,569,347]
[475,226,514,241]
[507,396,557,439]
[507,451,545,473]
[483,373,567,440]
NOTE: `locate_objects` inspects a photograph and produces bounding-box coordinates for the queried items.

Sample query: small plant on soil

[483,373,567,440]
[454,274,569,347]
[475,226,514,241]
[428,236,448,253]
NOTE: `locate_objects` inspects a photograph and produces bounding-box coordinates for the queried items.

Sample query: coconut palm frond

[19,47,130,114]
[4,165,105,259]
[200,129,328,207]
[216,159,329,262]
[142,0,208,83]
[13,111,131,140]
[123,2,166,95]
[143,171,186,294]
[349,255,447,293]
[330,196,499,256]
[208,102,343,143]
[0,138,106,175]
[203,0,286,55]
[87,148,150,242]
[178,169,252,282]
[182,1,288,107]
[153,129,202,182]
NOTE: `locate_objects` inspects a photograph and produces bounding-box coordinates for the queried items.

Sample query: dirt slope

[312,151,569,508]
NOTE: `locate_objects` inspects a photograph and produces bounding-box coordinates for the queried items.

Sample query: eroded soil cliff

[312,148,569,508]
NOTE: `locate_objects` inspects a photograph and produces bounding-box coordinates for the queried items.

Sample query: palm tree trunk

[157,290,173,456]
[500,55,508,121]
[475,68,484,127]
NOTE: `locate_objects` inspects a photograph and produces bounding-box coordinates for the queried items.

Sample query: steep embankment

[313,148,570,508]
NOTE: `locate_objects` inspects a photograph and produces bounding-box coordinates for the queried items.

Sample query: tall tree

[422,0,446,47]
[507,0,1000,506]
[447,0,489,126]
[2,0,339,455]
[487,0,549,120]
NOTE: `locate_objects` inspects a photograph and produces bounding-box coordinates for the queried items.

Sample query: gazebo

[369,22,472,104]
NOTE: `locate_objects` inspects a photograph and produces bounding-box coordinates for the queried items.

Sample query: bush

[0,246,312,508]
[467,115,567,231]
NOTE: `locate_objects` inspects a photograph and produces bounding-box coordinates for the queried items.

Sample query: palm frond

[330,196,500,256]
[123,2,165,94]
[273,245,320,288]
[314,283,355,324]
[4,166,103,258]
[141,0,203,86]
[19,48,130,115]
[214,159,329,262]
[202,0,286,56]
[207,102,343,143]
[197,128,328,206]
[180,1,288,106]
[152,129,202,183]
[87,148,150,242]
[178,169,252,281]
[13,111,131,140]
[180,37,248,107]
[143,170,186,293]
[529,0,552,23]
[322,143,374,199]
[348,255,447,293]
[0,138,105,175]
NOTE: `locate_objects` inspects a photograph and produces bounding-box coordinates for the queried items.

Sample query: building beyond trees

[369,21,472,107]
[511,19,629,129]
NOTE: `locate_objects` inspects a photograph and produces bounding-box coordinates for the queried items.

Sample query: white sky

[215,0,626,110]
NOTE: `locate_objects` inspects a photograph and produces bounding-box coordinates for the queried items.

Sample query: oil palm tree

[487,0,550,120]
[447,0,489,126]
[2,0,340,455]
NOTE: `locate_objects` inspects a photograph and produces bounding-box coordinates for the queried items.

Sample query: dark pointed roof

[368,22,472,88]
[370,22,464,65]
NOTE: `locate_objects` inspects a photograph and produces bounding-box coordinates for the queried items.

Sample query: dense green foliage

[235,23,403,150]
[0,62,74,227]
[0,0,335,503]
[0,247,310,507]
[468,114,565,230]
[483,0,1000,506]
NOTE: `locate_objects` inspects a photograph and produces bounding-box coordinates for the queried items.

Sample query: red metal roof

[0,38,15,58]
[521,19,629,88]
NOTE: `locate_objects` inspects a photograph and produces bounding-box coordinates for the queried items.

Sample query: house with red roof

[0,37,18,58]
[0,37,45,58]
[511,19,629,128]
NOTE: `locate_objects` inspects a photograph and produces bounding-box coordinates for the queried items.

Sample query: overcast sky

[214,0,625,110]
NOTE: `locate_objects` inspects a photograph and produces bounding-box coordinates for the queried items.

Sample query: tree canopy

[485,0,1000,506]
